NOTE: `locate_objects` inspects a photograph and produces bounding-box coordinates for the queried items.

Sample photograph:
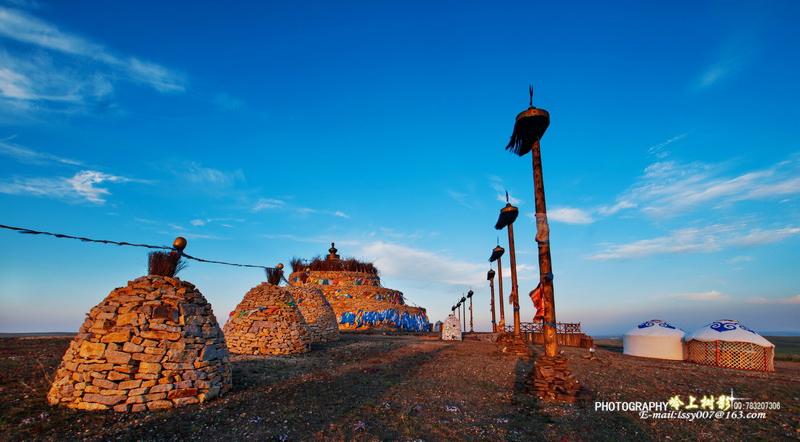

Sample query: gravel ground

[1,334,798,440]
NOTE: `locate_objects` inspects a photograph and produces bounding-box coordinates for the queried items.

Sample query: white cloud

[0,6,184,113]
[666,290,730,302]
[253,198,286,211]
[0,169,130,203]
[446,189,476,210]
[545,207,595,224]
[747,295,800,304]
[727,255,754,263]
[359,241,485,286]
[647,134,686,159]
[597,200,636,216]
[252,198,349,219]
[621,156,800,219]
[179,162,244,189]
[588,224,800,260]
[0,140,81,165]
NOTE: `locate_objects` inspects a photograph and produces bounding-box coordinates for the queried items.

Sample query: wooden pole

[532,139,557,358]
[469,296,474,332]
[489,278,497,332]
[496,256,506,333]
[507,222,521,337]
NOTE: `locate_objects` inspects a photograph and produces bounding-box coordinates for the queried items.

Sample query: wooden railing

[505,322,582,334]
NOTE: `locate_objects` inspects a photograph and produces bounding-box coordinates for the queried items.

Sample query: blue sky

[1,1,798,335]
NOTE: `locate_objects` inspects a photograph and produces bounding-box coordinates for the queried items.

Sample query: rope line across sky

[0,224,278,272]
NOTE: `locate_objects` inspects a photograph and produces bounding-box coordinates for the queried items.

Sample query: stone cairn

[523,355,591,404]
[496,332,533,357]
[441,313,462,341]
[223,282,311,355]
[47,275,232,412]
[289,244,429,332]
[284,285,340,343]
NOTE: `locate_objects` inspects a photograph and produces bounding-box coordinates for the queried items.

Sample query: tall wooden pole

[496,255,506,333]
[488,269,497,333]
[507,222,521,337]
[468,296,474,332]
[532,139,557,358]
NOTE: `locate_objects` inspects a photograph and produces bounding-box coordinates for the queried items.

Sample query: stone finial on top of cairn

[47,238,231,412]
[327,242,340,261]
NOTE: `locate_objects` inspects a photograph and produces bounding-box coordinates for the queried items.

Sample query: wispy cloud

[0,169,131,203]
[665,290,730,302]
[692,30,756,91]
[180,162,244,188]
[647,134,686,159]
[0,6,184,113]
[446,189,476,210]
[0,139,81,165]
[727,255,754,263]
[543,207,595,225]
[621,156,800,219]
[359,241,485,285]
[588,223,800,260]
[747,295,800,304]
[252,198,349,219]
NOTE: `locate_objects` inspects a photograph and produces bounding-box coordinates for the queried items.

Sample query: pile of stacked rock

[441,313,462,341]
[289,244,429,332]
[223,282,311,355]
[284,285,339,342]
[47,275,231,412]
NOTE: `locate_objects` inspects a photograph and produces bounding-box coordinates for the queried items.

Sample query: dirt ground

[1,333,798,441]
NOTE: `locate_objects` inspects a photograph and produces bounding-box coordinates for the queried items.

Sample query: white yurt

[686,319,775,371]
[623,319,686,360]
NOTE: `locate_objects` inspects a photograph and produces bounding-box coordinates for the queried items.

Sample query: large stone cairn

[441,313,462,341]
[292,270,429,331]
[284,285,340,343]
[47,276,232,412]
[223,282,311,355]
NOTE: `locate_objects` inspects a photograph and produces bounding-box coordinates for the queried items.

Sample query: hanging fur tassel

[494,204,519,230]
[489,245,505,262]
[505,86,550,156]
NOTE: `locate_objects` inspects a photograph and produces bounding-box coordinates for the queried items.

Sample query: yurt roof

[625,319,685,337]
[687,319,774,347]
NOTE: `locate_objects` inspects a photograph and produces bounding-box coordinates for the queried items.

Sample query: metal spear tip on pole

[173,237,187,252]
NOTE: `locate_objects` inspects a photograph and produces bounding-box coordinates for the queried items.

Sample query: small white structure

[433,321,443,333]
[441,314,462,341]
[623,319,685,360]
[686,319,775,371]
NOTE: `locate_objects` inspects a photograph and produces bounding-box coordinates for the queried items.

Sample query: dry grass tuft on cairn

[223,283,311,355]
[147,251,186,278]
[47,275,231,412]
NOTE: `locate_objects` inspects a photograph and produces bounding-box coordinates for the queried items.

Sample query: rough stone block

[83,393,126,406]
[147,400,174,410]
[138,362,162,374]
[78,341,106,359]
[105,349,131,365]
[101,332,131,343]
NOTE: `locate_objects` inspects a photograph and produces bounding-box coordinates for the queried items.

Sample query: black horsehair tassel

[505,85,550,157]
